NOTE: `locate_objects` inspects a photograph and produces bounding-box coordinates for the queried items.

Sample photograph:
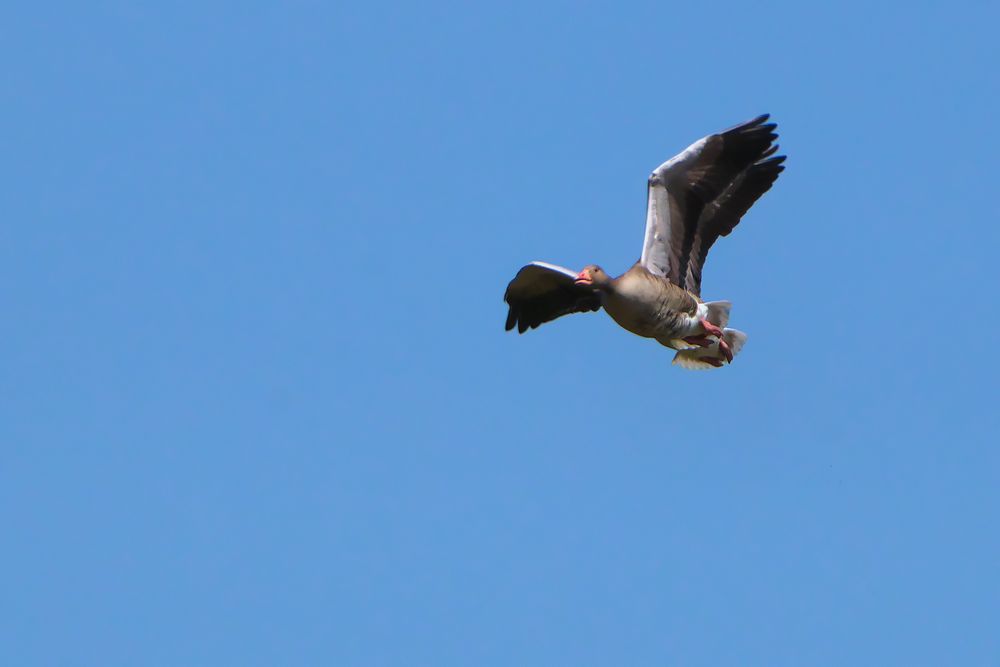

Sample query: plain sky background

[2,1,998,665]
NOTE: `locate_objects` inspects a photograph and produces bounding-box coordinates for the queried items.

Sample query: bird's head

[575,265,610,289]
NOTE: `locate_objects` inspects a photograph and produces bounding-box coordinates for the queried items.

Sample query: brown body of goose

[504,114,785,369]
[583,263,697,337]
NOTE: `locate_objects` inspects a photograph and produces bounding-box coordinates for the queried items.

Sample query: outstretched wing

[640,114,783,295]
[684,149,786,295]
[503,262,601,333]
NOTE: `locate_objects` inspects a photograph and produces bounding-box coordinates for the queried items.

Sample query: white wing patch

[640,183,671,276]
[639,137,709,278]
[525,261,579,280]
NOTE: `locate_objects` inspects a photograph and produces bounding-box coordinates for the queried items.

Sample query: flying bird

[503,114,785,369]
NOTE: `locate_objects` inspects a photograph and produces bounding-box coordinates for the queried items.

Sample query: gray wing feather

[639,115,783,294]
[503,262,601,333]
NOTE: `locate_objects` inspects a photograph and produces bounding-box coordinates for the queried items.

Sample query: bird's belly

[603,296,690,339]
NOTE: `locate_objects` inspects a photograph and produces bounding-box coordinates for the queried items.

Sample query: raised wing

[640,114,783,295]
[503,261,601,333]
[684,149,786,295]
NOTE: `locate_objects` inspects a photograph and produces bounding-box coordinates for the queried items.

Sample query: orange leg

[683,335,714,347]
[700,318,724,338]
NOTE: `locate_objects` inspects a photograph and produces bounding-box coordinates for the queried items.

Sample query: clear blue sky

[2,2,998,665]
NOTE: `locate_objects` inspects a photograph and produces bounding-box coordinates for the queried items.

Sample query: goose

[503,114,785,369]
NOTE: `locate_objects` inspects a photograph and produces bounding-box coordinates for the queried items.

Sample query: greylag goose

[503,114,785,369]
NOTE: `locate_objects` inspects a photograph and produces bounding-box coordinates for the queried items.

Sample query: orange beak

[574,270,592,286]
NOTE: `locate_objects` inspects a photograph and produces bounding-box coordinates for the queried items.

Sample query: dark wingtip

[505,306,517,331]
[757,147,786,165]
[721,113,777,137]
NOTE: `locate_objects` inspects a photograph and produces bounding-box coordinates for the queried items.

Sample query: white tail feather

[724,328,747,356]
[703,301,732,329]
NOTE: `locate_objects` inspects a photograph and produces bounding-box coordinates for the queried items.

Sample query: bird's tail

[672,328,747,370]
[703,300,732,329]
